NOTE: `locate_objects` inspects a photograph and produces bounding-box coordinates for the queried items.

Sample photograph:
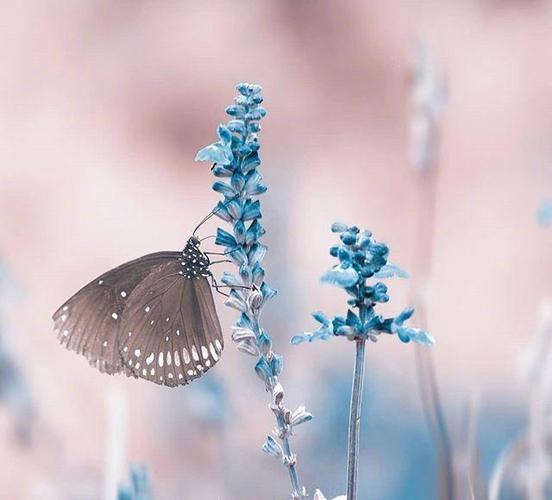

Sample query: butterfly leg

[209,275,231,298]
[208,259,232,265]
[209,275,250,297]
[205,247,239,257]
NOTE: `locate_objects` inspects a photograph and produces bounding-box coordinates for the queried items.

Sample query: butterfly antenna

[192,195,239,237]
[199,235,216,242]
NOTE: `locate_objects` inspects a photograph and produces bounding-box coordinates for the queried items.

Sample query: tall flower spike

[294,223,433,500]
[196,83,308,500]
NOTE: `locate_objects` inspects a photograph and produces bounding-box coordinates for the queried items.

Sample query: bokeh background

[1,1,552,499]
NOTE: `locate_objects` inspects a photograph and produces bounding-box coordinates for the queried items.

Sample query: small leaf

[217,124,233,144]
[215,228,237,248]
[225,105,246,117]
[374,263,409,279]
[248,243,267,266]
[290,405,313,427]
[212,180,237,197]
[406,327,435,346]
[291,334,308,345]
[224,290,247,312]
[221,272,243,288]
[242,151,261,173]
[195,142,233,165]
[260,282,277,301]
[226,198,242,220]
[312,311,330,326]
[244,171,268,195]
[236,339,260,356]
[321,265,359,288]
[257,331,272,354]
[270,354,283,377]
[251,262,265,286]
[262,436,283,458]
[228,247,248,266]
[255,357,272,382]
[231,326,256,342]
[242,200,262,221]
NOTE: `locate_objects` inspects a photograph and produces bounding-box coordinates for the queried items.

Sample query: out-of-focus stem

[346,338,366,500]
[104,386,127,500]
[408,41,455,499]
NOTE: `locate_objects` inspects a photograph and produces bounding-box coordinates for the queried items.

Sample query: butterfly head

[188,236,201,248]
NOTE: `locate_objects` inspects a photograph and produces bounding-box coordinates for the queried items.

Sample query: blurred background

[1,1,552,499]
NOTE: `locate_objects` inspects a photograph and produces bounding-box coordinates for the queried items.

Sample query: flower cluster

[292,223,434,346]
[196,83,308,499]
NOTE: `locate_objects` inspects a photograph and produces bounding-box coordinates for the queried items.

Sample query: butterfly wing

[118,259,223,387]
[52,252,181,374]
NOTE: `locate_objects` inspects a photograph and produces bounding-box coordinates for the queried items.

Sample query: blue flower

[295,223,433,347]
[196,83,308,497]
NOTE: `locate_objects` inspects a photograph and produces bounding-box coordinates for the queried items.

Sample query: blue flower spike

[196,83,308,500]
[295,223,434,346]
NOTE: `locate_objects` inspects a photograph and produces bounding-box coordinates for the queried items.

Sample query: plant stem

[347,338,366,500]
[277,413,302,497]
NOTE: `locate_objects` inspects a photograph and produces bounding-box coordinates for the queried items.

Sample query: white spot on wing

[201,346,209,359]
[111,313,118,320]
[158,352,164,367]
[209,343,218,361]
[134,349,141,357]
[120,291,127,298]
[191,346,199,361]
[182,348,190,364]
[215,339,222,351]
[167,352,172,366]
[146,353,154,365]
[174,351,180,366]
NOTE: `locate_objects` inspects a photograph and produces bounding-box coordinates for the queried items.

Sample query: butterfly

[52,208,236,387]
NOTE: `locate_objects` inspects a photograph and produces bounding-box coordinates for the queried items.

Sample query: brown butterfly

[53,209,235,387]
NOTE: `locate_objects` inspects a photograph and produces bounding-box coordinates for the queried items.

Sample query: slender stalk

[347,338,366,500]
[408,41,455,499]
[277,413,302,495]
